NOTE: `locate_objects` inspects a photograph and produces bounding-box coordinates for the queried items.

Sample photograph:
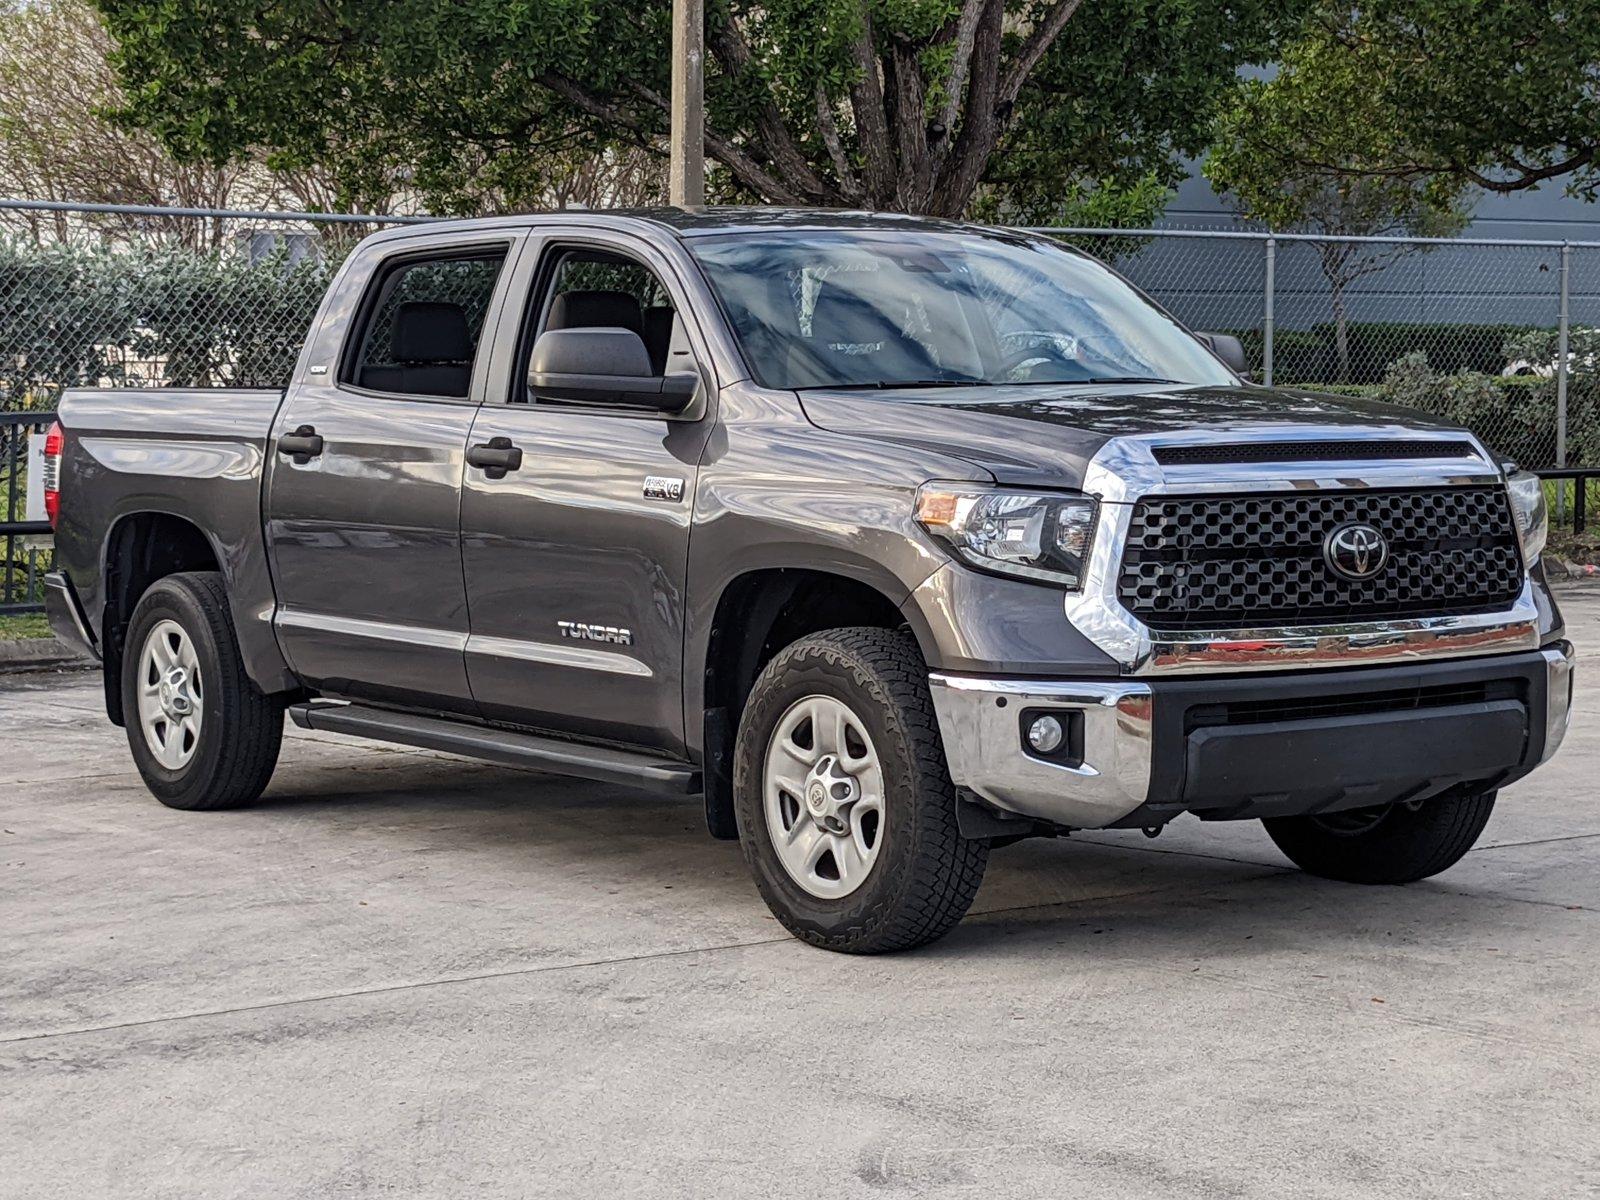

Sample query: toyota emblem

[1323,522,1388,581]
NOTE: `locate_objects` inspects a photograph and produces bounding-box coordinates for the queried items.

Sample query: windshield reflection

[688,229,1236,392]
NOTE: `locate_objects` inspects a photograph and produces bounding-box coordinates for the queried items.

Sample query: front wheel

[733,627,987,954]
[122,571,284,810]
[1262,791,1496,884]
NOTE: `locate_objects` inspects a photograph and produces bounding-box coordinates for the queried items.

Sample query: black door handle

[468,436,523,480]
[277,424,324,463]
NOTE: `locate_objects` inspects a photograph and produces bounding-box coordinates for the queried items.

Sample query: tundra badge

[558,621,634,646]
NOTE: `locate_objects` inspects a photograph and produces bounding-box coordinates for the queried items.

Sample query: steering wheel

[1000,338,1083,383]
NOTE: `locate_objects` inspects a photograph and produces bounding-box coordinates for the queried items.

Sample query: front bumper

[930,644,1575,831]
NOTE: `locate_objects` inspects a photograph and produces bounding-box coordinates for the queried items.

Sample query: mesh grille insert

[1151,440,1478,465]
[1118,485,1523,630]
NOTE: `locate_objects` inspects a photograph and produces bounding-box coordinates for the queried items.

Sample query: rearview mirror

[1197,332,1248,376]
[527,327,697,413]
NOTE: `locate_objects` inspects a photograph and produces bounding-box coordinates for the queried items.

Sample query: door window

[515,247,682,402]
[345,249,508,399]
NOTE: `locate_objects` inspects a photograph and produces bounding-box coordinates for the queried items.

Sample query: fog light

[1027,714,1065,754]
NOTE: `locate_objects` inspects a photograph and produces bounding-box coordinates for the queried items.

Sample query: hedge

[1228,323,1547,385]
[0,237,343,411]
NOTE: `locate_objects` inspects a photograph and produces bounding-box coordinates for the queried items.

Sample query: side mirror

[527,327,697,413]
[1197,332,1248,376]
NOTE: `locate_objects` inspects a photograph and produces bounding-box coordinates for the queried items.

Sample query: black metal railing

[1539,469,1600,537]
[1,410,54,615]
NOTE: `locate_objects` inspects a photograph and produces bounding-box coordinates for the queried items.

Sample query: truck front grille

[1117,485,1524,630]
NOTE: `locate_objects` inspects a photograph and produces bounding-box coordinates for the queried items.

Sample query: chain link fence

[3,199,1598,615]
[1040,227,1594,471]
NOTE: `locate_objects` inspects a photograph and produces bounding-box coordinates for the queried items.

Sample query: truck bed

[51,386,289,689]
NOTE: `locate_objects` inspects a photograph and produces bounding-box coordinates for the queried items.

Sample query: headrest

[390,301,471,363]
[547,290,644,334]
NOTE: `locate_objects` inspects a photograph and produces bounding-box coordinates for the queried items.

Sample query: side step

[288,702,701,795]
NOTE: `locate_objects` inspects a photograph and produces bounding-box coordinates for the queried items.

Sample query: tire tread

[124,571,283,810]
[735,627,987,953]
[1263,791,1495,884]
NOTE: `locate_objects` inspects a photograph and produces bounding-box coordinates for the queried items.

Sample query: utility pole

[669,0,705,207]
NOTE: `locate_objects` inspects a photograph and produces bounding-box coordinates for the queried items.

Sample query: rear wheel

[1262,791,1496,884]
[122,572,284,810]
[733,627,987,954]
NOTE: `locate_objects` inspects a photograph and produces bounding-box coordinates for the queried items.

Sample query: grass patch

[0,612,50,640]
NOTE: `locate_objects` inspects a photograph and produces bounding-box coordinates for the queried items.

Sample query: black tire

[1262,791,1496,884]
[733,627,987,954]
[121,571,284,810]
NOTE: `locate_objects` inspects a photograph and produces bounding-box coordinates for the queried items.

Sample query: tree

[88,0,1309,219]
[1205,35,1470,381]
[1234,1,1600,199]
[0,0,372,243]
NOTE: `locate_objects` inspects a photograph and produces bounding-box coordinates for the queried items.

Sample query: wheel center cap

[160,668,192,718]
[803,754,859,832]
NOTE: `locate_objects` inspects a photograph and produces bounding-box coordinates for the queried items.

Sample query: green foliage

[1298,0,1600,199]
[0,613,51,640]
[1205,33,1470,381]
[89,0,1311,218]
[1228,323,1547,386]
[1373,351,1595,469]
[1205,34,1467,237]
[0,237,342,409]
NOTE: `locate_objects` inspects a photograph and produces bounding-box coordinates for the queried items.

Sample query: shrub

[1225,323,1548,386]
[0,236,345,411]
[1371,351,1576,467]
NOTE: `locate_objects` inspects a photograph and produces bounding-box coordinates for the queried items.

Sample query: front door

[459,235,714,753]
[265,236,517,712]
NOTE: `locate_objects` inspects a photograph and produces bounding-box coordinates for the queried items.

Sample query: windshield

[687,229,1237,391]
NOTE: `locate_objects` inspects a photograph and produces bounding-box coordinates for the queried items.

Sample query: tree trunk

[1332,281,1350,384]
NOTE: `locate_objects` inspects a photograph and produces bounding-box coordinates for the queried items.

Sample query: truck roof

[367,206,993,245]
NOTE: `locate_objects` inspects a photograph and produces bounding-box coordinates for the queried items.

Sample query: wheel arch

[696,566,918,839]
[97,509,295,725]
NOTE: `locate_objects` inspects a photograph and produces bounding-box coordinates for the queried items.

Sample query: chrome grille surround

[1064,423,1541,676]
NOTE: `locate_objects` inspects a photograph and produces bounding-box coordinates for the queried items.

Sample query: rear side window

[345,249,508,398]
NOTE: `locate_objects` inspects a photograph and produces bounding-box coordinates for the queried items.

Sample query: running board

[288,702,701,795]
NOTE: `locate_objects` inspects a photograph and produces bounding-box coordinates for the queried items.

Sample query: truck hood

[798,383,1465,488]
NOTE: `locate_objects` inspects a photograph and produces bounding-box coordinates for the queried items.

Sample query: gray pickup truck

[42,209,1574,953]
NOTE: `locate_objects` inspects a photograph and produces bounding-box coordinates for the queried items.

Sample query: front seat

[359,301,474,397]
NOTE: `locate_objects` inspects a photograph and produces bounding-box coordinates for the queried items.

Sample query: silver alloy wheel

[136,618,204,771]
[763,694,886,899]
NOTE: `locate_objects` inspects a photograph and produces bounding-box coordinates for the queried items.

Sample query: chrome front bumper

[928,674,1155,829]
[929,643,1575,831]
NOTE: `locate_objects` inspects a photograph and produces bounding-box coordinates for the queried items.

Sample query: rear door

[459,231,716,753]
[265,233,519,712]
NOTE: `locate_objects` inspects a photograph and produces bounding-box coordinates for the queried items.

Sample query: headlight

[915,484,1098,589]
[1506,470,1548,564]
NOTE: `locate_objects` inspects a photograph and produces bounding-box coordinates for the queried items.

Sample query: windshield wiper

[807,379,987,390]
[1069,376,1183,387]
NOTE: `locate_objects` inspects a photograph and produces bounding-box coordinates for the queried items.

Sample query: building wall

[1121,164,1600,334]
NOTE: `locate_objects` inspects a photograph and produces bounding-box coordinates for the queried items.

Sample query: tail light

[41,421,63,528]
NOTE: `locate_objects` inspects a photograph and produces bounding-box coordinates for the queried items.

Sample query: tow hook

[1143,825,1163,839]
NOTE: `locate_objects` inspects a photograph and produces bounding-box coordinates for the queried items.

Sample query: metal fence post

[1262,235,1276,387]
[1557,242,1571,470]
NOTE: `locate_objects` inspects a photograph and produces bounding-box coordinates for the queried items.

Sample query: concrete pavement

[3,591,1598,1199]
